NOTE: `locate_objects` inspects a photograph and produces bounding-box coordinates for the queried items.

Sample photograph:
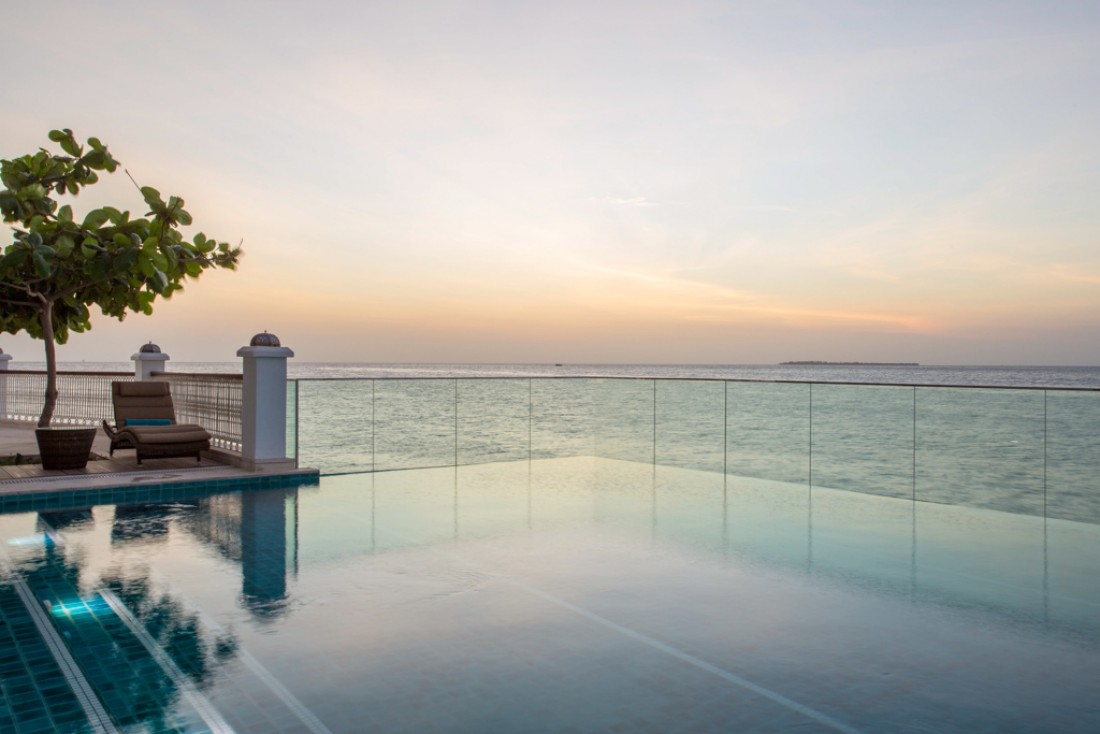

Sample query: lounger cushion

[122,425,211,445]
[125,418,172,426]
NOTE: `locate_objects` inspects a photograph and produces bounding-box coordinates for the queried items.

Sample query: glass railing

[293,377,1100,524]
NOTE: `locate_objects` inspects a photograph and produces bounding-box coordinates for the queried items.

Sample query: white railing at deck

[0,369,244,453]
[152,372,243,452]
[0,370,133,426]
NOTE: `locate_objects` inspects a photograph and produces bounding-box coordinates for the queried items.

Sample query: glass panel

[655,380,725,473]
[373,467,460,549]
[654,465,726,555]
[296,380,375,474]
[456,379,530,465]
[296,473,377,562]
[1045,390,1100,634]
[1046,390,1100,524]
[811,384,913,499]
[455,462,533,540]
[724,473,810,572]
[591,457,657,535]
[530,379,596,459]
[374,380,456,470]
[915,387,1044,515]
[531,454,599,529]
[726,381,810,485]
[1046,517,1100,636]
[593,379,654,463]
[810,483,914,595]
[914,500,1045,622]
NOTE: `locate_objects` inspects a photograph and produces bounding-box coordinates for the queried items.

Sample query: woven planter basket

[35,427,97,470]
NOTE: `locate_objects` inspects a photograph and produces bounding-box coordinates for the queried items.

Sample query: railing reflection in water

[294,378,1100,524]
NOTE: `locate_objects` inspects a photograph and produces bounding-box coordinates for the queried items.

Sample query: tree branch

[0,295,41,308]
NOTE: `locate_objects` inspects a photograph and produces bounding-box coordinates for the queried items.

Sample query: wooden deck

[0,453,222,481]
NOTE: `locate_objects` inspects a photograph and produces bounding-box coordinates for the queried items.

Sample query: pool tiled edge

[0,469,320,514]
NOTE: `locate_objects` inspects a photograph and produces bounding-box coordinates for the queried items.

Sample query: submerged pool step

[0,581,116,734]
[98,588,235,734]
[12,558,235,734]
[12,516,335,734]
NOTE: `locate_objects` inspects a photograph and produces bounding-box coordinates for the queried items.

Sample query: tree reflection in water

[18,510,242,731]
[99,571,239,685]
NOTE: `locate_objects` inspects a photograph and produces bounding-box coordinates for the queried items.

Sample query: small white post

[237,332,294,470]
[0,348,11,371]
[132,342,169,381]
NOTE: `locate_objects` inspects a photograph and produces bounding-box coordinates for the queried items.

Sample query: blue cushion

[125,418,172,426]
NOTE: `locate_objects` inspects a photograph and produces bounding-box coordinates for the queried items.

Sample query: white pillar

[0,348,11,422]
[237,332,294,470]
[132,342,169,381]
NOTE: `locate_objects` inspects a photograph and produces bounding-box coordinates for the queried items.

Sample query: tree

[0,129,241,427]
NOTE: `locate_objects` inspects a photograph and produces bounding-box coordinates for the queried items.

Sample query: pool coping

[0,465,320,513]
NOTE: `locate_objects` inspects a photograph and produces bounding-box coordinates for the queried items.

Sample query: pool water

[2,457,1099,733]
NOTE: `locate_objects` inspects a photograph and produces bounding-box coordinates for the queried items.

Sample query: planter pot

[35,427,97,470]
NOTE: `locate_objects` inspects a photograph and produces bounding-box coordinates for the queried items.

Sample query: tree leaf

[116,247,139,270]
[141,187,163,209]
[82,209,109,228]
[32,252,51,278]
[55,235,75,257]
[150,268,169,293]
[60,137,80,157]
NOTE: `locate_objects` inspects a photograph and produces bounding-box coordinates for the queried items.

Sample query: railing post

[132,342,169,381]
[237,332,295,470]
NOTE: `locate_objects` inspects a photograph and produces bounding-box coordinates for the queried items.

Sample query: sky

[2,0,1099,365]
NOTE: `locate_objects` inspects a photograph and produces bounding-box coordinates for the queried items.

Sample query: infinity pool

[2,457,1099,733]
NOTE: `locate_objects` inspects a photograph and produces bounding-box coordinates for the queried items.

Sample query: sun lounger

[101,381,211,463]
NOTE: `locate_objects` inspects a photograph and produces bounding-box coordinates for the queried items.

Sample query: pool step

[7,557,235,733]
[0,581,115,734]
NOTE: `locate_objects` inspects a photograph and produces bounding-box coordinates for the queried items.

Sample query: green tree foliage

[0,129,241,426]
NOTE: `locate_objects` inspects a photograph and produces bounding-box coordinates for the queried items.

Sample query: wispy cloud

[563,258,932,332]
[741,204,795,213]
[588,196,660,207]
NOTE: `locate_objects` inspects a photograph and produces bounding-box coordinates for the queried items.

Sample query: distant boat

[555,363,563,367]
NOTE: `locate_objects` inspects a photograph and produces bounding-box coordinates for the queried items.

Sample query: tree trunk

[39,300,57,428]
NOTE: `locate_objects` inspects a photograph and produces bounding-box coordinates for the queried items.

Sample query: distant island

[780,361,920,366]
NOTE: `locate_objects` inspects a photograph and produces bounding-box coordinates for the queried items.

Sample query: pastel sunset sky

[2,0,1099,365]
